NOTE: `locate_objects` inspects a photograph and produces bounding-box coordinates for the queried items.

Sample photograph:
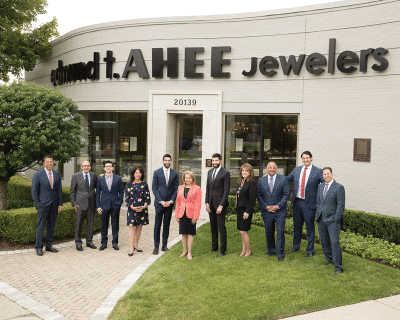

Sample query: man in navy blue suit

[152,154,179,255]
[96,161,124,251]
[31,155,63,256]
[257,162,290,261]
[286,151,324,257]
[316,167,345,274]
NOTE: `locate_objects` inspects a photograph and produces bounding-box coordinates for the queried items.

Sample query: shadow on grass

[109,222,400,320]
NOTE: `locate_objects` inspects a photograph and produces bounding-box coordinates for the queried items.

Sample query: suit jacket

[70,171,97,211]
[152,167,179,210]
[236,179,257,214]
[287,165,324,210]
[31,169,63,209]
[175,184,202,220]
[257,174,290,217]
[96,174,124,210]
[205,167,230,210]
[316,180,345,224]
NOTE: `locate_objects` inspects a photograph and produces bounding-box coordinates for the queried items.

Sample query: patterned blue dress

[125,181,151,226]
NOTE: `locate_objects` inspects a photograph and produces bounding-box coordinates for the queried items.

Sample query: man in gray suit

[257,162,290,261]
[316,167,345,274]
[70,160,98,251]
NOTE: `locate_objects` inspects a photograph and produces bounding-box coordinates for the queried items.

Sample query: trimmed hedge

[6,175,70,210]
[1,203,102,244]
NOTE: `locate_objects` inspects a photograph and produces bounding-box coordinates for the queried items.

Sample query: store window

[225,114,298,193]
[78,112,147,183]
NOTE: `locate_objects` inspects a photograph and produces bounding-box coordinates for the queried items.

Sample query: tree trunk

[0,180,7,211]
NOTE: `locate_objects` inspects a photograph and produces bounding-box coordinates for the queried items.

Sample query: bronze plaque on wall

[353,138,371,162]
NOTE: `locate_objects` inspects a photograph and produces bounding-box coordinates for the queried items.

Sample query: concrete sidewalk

[1,208,400,320]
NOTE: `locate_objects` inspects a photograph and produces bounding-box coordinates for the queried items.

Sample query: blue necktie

[323,184,329,199]
[85,174,89,188]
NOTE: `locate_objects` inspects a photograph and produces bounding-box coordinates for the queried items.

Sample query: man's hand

[205,203,211,213]
[58,206,63,213]
[97,208,102,214]
[243,212,249,220]
[74,205,79,212]
[216,205,223,214]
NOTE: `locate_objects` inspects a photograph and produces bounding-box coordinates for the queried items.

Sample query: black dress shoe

[289,249,298,253]
[76,245,83,251]
[216,252,225,257]
[153,247,159,255]
[99,245,107,251]
[278,257,284,261]
[86,243,97,249]
[36,249,43,256]
[162,246,169,251]
[46,246,58,253]
[112,244,119,250]
[209,250,217,253]
[306,253,314,257]
[335,270,343,274]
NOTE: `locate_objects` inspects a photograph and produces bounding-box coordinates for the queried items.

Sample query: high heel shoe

[133,246,143,252]
[128,252,134,257]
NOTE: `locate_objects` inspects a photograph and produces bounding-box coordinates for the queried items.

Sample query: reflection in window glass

[225,114,298,194]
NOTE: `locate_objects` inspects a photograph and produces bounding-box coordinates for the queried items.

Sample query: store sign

[50,38,389,86]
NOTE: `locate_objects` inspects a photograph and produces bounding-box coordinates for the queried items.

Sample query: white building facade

[26,0,400,217]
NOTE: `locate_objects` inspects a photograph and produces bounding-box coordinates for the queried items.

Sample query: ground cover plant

[109,222,400,320]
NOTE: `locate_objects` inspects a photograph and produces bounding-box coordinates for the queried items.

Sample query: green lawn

[109,222,400,320]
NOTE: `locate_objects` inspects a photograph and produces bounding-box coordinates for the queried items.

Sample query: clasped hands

[160,201,173,208]
[130,204,147,212]
[266,205,279,213]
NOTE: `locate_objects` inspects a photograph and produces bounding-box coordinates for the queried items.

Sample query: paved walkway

[1,208,400,320]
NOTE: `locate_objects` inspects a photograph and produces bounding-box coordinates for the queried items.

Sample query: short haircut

[239,163,254,183]
[130,166,145,181]
[104,160,113,166]
[212,153,222,160]
[301,151,313,158]
[322,167,332,173]
[182,170,196,184]
[44,155,53,161]
[163,154,172,160]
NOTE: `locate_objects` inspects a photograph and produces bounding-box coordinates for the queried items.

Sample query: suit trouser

[263,213,286,258]
[35,201,58,250]
[154,206,173,248]
[317,218,342,271]
[209,207,227,253]
[100,207,120,245]
[75,203,95,245]
[292,198,316,254]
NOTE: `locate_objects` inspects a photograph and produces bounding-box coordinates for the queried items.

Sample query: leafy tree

[0,0,58,82]
[0,81,83,211]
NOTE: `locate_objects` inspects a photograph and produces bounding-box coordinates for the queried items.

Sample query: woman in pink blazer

[175,171,202,260]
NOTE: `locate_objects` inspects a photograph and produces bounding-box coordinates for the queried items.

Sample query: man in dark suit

[152,154,179,255]
[257,161,290,261]
[70,160,97,251]
[96,161,124,251]
[31,155,63,256]
[316,167,345,274]
[286,151,324,257]
[205,153,230,257]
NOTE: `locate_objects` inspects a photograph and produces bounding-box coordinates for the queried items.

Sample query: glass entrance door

[176,115,203,187]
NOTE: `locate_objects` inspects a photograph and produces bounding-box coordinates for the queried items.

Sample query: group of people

[31,150,345,274]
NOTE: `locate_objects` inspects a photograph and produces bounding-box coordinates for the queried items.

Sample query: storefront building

[26,0,400,217]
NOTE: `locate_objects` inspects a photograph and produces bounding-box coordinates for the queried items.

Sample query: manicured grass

[109,222,400,320]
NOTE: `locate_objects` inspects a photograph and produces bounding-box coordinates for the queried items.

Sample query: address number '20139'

[174,99,196,106]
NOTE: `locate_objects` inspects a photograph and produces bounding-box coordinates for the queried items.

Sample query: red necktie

[48,172,53,189]
[300,167,307,198]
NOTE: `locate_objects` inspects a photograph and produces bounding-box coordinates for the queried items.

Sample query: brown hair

[238,163,254,184]
[182,170,196,184]
[130,166,145,182]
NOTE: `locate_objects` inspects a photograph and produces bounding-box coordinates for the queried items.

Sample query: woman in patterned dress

[125,166,151,256]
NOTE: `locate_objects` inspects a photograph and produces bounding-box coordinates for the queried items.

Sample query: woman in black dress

[125,166,151,256]
[236,163,257,257]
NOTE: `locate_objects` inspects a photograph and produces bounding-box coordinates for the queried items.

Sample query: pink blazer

[175,184,202,220]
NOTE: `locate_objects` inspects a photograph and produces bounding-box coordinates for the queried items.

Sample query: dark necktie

[212,169,216,181]
[269,176,273,192]
[85,174,89,188]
